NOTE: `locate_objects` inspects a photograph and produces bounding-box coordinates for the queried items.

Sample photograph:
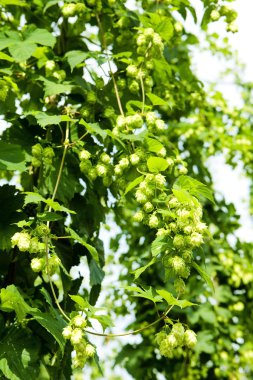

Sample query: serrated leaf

[32,310,66,353]
[65,50,88,72]
[0,327,39,380]
[124,175,144,195]
[146,137,165,154]
[37,212,63,221]
[26,28,56,48]
[172,188,199,205]
[125,286,163,303]
[9,40,37,62]
[24,192,76,214]
[90,314,114,331]
[146,93,168,106]
[39,78,73,97]
[119,131,147,141]
[131,257,156,280]
[66,227,99,263]
[34,112,62,127]
[79,119,107,140]
[0,285,36,321]
[89,259,105,286]
[151,235,171,257]
[0,0,27,6]
[69,294,90,310]
[0,141,27,171]
[0,52,14,61]
[192,262,214,291]
[156,289,197,309]
[156,18,174,41]
[147,156,169,172]
[43,0,59,12]
[173,175,215,204]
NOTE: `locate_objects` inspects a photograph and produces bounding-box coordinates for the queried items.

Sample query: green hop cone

[184,330,197,348]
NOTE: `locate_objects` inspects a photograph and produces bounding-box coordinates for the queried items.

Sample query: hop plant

[129,153,140,165]
[11,232,31,252]
[85,344,96,358]
[62,326,73,339]
[31,258,44,273]
[184,330,197,348]
[72,315,87,329]
[133,210,144,222]
[79,149,91,161]
[70,328,83,345]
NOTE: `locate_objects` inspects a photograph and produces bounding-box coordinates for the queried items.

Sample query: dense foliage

[0,0,253,379]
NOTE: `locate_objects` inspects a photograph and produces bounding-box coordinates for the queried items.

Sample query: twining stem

[95,13,125,117]
[45,236,71,322]
[45,121,71,322]
[83,304,174,338]
[140,74,146,114]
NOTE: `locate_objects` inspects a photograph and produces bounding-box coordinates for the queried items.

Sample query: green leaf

[32,311,66,353]
[24,192,76,214]
[172,188,199,205]
[0,185,24,250]
[0,327,40,380]
[146,137,165,154]
[156,289,197,309]
[9,41,37,62]
[69,294,90,310]
[65,50,88,72]
[173,175,215,204]
[0,141,27,171]
[66,227,99,263]
[89,259,105,286]
[124,175,144,195]
[90,314,114,331]
[125,286,163,303]
[151,235,171,257]
[79,119,107,140]
[131,257,156,280]
[34,112,62,128]
[43,0,59,13]
[156,18,174,41]
[147,156,169,172]
[192,262,214,291]
[37,212,63,221]
[195,330,216,354]
[26,28,56,48]
[119,131,147,142]
[0,0,28,6]
[146,93,168,106]
[0,52,14,61]
[0,285,36,321]
[39,78,73,97]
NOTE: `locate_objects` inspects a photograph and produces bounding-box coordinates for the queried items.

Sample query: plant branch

[83,304,174,338]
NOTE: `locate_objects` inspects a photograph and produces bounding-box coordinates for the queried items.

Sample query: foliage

[0,0,252,379]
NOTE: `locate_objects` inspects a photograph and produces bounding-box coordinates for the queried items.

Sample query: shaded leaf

[79,119,107,140]
[66,227,99,263]
[65,50,88,72]
[131,257,156,280]
[32,311,66,353]
[0,327,40,380]
[89,259,105,286]
[0,141,27,171]
[0,285,36,321]
[192,262,214,291]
